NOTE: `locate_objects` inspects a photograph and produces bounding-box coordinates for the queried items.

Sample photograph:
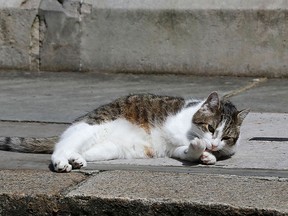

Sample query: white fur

[204,120,226,151]
[51,100,230,172]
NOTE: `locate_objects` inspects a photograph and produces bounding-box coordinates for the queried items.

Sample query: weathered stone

[0,0,288,76]
[80,0,288,77]
[38,0,81,71]
[1,170,287,215]
[0,169,87,215]
[0,0,41,71]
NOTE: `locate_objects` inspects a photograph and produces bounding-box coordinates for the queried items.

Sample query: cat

[50,92,249,172]
[0,92,249,173]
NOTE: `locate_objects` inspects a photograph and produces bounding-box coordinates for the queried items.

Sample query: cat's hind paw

[201,151,217,165]
[53,159,73,173]
[51,152,87,172]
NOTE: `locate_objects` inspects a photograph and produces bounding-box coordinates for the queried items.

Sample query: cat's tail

[0,136,57,154]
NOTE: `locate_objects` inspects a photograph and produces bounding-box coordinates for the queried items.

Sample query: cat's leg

[200,151,217,165]
[51,122,95,172]
[82,141,120,161]
[171,138,206,162]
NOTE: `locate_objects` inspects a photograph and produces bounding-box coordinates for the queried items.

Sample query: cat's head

[192,92,249,157]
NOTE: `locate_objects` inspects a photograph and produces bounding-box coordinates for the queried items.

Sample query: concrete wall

[0,0,288,77]
[0,0,40,71]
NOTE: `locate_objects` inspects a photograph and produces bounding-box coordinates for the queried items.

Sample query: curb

[1,170,287,216]
[1,194,285,216]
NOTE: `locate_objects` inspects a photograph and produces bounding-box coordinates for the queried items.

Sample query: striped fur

[0,136,57,153]
[75,94,185,132]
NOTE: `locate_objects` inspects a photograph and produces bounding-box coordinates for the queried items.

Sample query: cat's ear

[237,109,250,124]
[202,92,220,111]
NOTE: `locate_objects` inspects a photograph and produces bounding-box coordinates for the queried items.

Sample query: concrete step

[1,169,287,215]
[1,0,288,77]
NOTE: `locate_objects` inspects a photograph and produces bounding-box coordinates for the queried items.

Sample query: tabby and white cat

[50,92,249,172]
[0,92,248,172]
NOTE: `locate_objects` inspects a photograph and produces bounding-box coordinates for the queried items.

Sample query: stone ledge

[1,170,287,215]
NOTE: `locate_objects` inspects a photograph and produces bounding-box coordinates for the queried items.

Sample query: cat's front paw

[68,153,87,169]
[189,138,206,153]
[201,151,216,165]
[185,138,206,161]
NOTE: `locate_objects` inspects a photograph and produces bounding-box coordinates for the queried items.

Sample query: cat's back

[75,94,185,130]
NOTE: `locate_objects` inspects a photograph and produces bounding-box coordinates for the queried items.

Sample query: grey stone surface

[0,71,287,215]
[0,71,286,124]
[67,171,288,214]
[38,0,82,71]
[0,150,51,170]
[0,169,87,215]
[0,0,41,71]
[0,72,287,173]
[0,121,67,137]
[1,170,286,215]
[1,0,288,76]
[230,79,288,113]
[81,0,288,77]
[0,71,253,122]
[0,169,86,195]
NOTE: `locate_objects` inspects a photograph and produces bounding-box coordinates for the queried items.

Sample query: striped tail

[0,136,58,154]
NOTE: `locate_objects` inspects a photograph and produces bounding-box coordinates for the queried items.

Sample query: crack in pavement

[223,77,267,99]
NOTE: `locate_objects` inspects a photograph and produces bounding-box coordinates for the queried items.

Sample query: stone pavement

[0,71,287,215]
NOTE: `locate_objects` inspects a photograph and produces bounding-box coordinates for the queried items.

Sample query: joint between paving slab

[79,164,288,179]
[59,171,98,196]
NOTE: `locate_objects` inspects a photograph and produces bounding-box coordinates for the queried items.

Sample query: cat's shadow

[175,155,232,167]
[48,163,55,172]
[48,160,199,172]
[174,158,200,166]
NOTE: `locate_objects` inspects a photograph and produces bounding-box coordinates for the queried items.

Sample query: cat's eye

[208,125,215,133]
[222,136,231,141]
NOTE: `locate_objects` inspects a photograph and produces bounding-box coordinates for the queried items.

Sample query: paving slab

[230,79,288,113]
[0,71,287,124]
[0,169,87,215]
[65,170,288,215]
[0,71,253,123]
[0,121,67,137]
[0,169,86,195]
[0,112,287,178]
[1,170,287,215]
